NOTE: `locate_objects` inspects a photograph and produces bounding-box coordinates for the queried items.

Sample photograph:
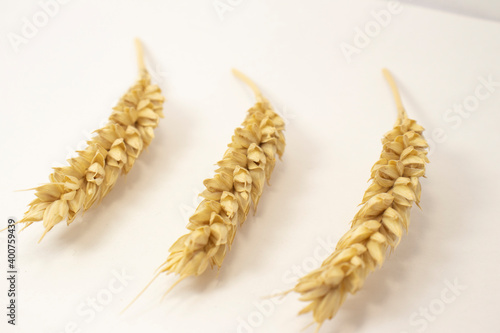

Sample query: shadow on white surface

[399,0,500,23]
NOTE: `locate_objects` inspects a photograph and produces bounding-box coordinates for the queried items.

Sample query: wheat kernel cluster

[159,70,285,280]
[19,41,165,241]
[292,70,429,330]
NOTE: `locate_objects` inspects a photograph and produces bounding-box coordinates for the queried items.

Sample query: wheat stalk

[122,70,285,312]
[18,39,165,242]
[293,69,429,331]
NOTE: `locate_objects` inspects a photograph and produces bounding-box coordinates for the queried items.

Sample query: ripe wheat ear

[293,69,429,332]
[122,69,285,313]
[17,39,165,242]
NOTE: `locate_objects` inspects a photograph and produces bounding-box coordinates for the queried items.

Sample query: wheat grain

[18,39,165,242]
[293,69,429,331]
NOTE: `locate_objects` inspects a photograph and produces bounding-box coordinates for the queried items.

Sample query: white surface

[403,0,500,22]
[1,1,500,333]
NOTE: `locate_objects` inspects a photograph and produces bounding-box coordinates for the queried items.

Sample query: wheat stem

[232,68,264,103]
[382,68,407,119]
[135,38,146,75]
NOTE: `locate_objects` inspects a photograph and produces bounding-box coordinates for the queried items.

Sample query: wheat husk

[293,69,429,331]
[18,39,165,242]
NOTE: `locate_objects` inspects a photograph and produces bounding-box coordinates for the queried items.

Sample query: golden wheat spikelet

[161,70,285,279]
[293,69,429,331]
[122,70,285,312]
[18,39,165,242]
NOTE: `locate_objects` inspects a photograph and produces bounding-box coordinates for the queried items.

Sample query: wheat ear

[164,69,285,276]
[293,69,429,330]
[123,70,285,311]
[18,39,165,242]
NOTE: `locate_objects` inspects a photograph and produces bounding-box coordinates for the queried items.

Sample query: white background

[1,1,500,333]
